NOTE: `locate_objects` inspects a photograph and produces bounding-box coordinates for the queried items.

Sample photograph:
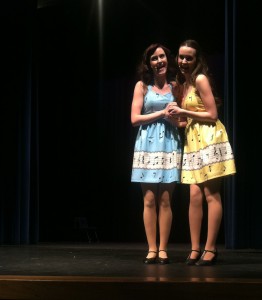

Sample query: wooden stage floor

[0,243,261,300]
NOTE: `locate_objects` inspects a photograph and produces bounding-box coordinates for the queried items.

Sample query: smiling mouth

[180,65,189,72]
[156,64,165,70]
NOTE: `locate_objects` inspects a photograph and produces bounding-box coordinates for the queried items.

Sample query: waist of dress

[186,118,221,127]
[141,118,174,128]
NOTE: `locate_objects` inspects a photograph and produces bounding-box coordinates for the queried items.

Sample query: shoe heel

[195,249,218,266]
[185,249,202,265]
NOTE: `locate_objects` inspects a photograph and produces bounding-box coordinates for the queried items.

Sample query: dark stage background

[1,0,261,248]
[37,0,225,243]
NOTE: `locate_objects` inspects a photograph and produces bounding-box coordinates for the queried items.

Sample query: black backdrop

[1,0,261,248]
[37,0,225,243]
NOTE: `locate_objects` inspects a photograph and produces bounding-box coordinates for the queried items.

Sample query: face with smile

[150,47,168,76]
[177,46,196,75]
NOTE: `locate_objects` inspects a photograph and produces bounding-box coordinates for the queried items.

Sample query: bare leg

[158,183,175,258]
[202,178,222,260]
[141,183,158,258]
[188,184,203,259]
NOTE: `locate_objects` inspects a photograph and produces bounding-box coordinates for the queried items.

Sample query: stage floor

[0,243,261,299]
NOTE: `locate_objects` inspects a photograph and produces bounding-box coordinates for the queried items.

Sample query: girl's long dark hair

[137,43,177,85]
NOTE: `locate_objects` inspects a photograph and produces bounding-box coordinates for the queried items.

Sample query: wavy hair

[176,39,222,108]
[137,43,177,86]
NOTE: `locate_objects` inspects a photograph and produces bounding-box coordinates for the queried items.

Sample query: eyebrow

[151,53,165,59]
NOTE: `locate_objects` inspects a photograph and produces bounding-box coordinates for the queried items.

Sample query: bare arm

[169,75,218,122]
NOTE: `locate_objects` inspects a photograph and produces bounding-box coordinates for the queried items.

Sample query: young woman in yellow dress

[170,39,236,266]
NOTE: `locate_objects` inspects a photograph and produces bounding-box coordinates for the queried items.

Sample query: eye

[151,54,166,61]
[179,55,193,62]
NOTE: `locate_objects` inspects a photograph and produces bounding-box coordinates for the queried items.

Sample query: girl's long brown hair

[176,39,222,108]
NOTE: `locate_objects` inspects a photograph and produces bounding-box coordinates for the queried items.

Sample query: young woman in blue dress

[131,43,182,264]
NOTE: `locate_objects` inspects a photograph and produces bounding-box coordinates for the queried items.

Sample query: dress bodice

[143,84,175,115]
[182,87,206,112]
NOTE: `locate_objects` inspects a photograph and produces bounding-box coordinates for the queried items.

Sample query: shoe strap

[191,249,201,253]
[204,249,217,254]
[158,249,167,253]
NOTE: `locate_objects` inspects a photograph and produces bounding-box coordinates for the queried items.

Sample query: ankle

[189,249,201,259]
[201,249,217,260]
[146,250,157,258]
[158,249,168,258]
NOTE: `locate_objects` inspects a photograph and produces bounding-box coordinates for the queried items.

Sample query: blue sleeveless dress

[131,84,182,183]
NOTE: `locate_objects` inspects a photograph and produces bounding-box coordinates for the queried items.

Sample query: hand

[165,102,177,116]
[168,104,181,116]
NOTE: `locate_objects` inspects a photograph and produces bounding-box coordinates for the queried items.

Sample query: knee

[159,198,171,209]
[144,198,156,209]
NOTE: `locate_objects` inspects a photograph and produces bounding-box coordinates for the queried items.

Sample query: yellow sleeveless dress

[181,87,236,184]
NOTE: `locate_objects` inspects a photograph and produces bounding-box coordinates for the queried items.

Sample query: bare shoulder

[196,74,211,90]
[196,74,209,85]
[135,80,147,95]
[170,80,179,93]
[135,80,144,88]
[170,80,183,99]
[170,80,178,88]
